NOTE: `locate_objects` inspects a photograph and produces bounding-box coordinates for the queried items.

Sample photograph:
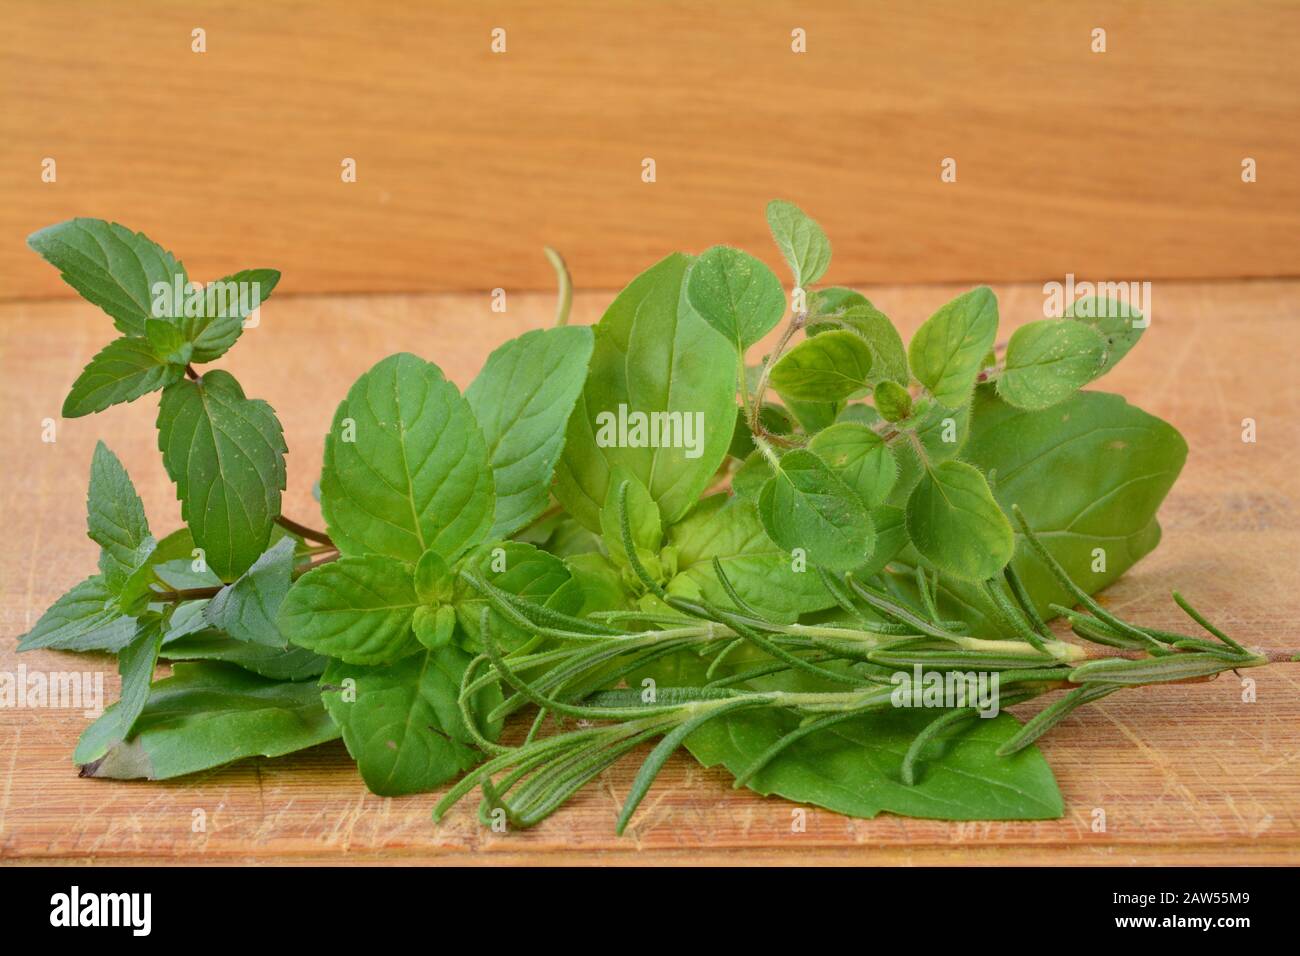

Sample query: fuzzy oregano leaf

[465,326,594,538]
[997,319,1107,411]
[765,200,831,288]
[908,286,999,408]
[808,423,897,507]
[321,353,494,563]
[808,290,909,386]
[757,449,875,572]
[686,245,786,352]
[27,218,188,337]
[1065,295,1146,375]
[769,329,873,402]
[905,460,1014,581]
[157,370,287,580]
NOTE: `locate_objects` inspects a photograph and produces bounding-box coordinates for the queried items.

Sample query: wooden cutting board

[2,279,1297,864]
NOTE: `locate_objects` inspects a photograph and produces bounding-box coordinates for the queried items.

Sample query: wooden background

[1,281,1298,864]
[2,2,1299,864]
[2,0,1300,300]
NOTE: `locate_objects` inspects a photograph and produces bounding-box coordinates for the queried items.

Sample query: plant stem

[275,515,333,546]
[748,311,806,435]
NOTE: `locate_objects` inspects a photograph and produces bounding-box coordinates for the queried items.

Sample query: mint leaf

[144,318,193,366]
[156,370,287,580]
[765,200,831,288]
[908,287,999,407]
[27,218,187,336]
[686,246,786,352]
[16,575,136,652]
[321,646,499,796]
[161,635,327,681]
[75,662,339,779]
[998,319,1107,410]
[808,423,897,506]
[454,541,580,649]
[279,555,421,664]
[666,494,836,624]
[110,617,165,743]
[63,337,182,418]
[321,353,494,563]
[203,537,296,646]
[555,254,737,530]
[758,449,875,572]
[86,441,153,591]
[905,460,1013,581]
[179,268,280,362]
[769,329,874,402]
[465,326,594,537]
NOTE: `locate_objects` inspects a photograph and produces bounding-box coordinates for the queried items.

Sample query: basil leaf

[321,646,499,796]
[808,423,896,506]
[666,494,835,624]
[686,707,1062,821]
[906,459,1013,581]
[770,329,873,402]
[555,254,736,530]
[161,634,327,681]
[465,326,595,537]
[86,442,153,591]
[16,575,136,652]
[75,662,339,779]
[204,537,296,646]
[321,353,494,563]
[686,245,786,351]
[279,555,422,665]
[765,200,831,287]
[179,268,280,362]
[156,370,287,580]
[998,319,1107,410]
[63,336,182,418]
[908,287,999,407]
[1066,295,1145,375]
[27,218,187,337]
[600,469,663,570]
[758,449,875,572]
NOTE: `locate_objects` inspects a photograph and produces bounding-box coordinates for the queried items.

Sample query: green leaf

[1065,295,1146,375]
[555,254,737,530]
[769,330,873,402]
[765,200,831,287]
[686,246,787,351]
[758,449,875,572]
[665,494,835,624]
[75,662,339,779]
[63,336,182,418]
[685,708,1062,821]
[27,218,187,337]
[16,575,137,652]
[888,399,973,505]
[872,380,913,422]
[161,634,327,681]
[906,460,1014,581]
[730,451,772,500]
[156,370,287,580]
[321,353,494,563]
[856,504,908,576]
[86,442,152,591]
[203,537,295,646]
[936,388,1188,635]
[809,292,909,387]
[454,541,580,648]
[600,469,663,571]
[178,268,280,363]
[808,423,896,506]
[322,647,498,796]
[108,617,166,744]
[278,555,421,665]
[144,318,193,366]
[465,326,594,537]
[998,319,1107,410]
[908,287,999,407]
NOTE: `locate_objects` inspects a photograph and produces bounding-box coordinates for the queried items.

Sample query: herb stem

[275,515,334,546]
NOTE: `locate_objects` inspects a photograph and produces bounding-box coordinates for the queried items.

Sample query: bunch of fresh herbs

[19,206,1287,830]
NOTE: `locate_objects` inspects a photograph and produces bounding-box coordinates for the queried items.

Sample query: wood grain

[2,1,1299,300]
[1,280,1297,864]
